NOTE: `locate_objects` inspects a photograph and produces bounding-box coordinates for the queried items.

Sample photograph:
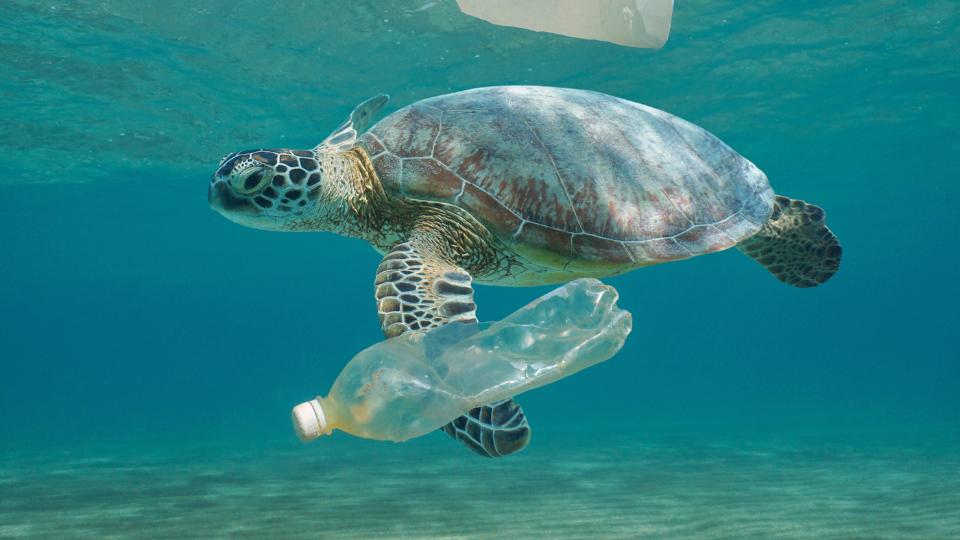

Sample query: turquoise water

[1,1,958,538]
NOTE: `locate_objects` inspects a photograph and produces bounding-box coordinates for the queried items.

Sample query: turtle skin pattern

[442,399,531,458]
[737,196,842,287]
[374,242,532,458]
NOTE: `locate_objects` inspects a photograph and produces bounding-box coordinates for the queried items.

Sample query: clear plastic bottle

[291,278,632,443]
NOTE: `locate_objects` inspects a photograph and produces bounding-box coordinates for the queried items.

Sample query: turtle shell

[362,86,774,269]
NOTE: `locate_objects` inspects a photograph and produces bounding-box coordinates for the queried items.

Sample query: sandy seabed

[2,430,958,539]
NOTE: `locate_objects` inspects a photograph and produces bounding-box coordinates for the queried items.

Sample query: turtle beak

[208,180,256,215]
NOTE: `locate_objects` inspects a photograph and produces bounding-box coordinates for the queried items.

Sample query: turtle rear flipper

[375,241,531,458]
[737,195,842,288]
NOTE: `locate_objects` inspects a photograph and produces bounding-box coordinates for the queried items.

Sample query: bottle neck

[292,396,340,441]
[315,395,342,434]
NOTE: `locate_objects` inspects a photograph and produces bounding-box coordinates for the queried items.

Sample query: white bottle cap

[291,398,327,442]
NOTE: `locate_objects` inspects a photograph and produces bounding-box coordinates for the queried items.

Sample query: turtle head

[208,148,329,231]
[211,95,390,234]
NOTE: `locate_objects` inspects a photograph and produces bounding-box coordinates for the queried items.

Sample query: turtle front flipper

[374,241,532,458]
[314,94,389,153]
[441,399,530,457]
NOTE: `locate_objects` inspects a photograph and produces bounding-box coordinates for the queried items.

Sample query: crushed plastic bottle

[291,278,632,443]
[457,0,674,49]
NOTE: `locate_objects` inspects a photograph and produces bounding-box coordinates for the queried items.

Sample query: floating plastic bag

[292,278,632,443]
[457,0,673,49]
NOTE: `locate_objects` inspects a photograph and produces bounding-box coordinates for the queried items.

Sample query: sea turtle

[209,86,842,457]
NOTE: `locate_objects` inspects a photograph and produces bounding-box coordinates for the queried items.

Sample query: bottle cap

[291,398,327,442]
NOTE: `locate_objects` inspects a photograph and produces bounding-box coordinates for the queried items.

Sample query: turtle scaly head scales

[209,94,391,236]
[208,146,372,235]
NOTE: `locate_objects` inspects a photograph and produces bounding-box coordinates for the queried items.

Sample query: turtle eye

[231,167,272,194]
